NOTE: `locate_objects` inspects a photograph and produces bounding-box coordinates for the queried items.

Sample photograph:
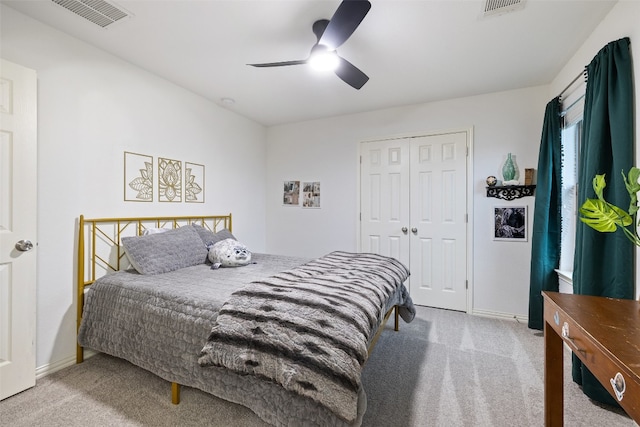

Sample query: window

[557,73,586,285]
[559,120,581,272]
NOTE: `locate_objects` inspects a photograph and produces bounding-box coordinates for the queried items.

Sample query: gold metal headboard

[76,213,232,362]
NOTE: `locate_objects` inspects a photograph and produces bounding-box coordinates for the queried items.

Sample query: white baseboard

[471,308,528,323]
[35,349,97,379]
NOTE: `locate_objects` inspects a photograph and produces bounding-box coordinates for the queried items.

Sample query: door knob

[15,240,34,252]
[401,227,408,234]
[411,228,418,234]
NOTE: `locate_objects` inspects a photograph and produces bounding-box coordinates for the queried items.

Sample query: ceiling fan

[248,0,372,90]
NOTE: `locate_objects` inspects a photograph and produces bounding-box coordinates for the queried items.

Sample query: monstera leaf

[579,167,640,246]
[579,198,632,232]
[623,167,640,215]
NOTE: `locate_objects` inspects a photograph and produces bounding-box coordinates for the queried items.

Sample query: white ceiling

[3,0,617,126]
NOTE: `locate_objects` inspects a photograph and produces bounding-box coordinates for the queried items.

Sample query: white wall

[1,5,268,371]
[266,86,549,318]
[3,0,638,375]
[265,1,640,316]
[549,0,640,300]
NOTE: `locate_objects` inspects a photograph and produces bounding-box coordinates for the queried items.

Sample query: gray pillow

[191,225,236,247]
[122,225,208,275]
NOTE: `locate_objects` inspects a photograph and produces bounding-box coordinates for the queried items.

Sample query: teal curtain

[528,97,562,330]
[572,37,634,406]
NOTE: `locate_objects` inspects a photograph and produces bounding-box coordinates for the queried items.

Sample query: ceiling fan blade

[312,19,329,42]
[248,60,307,68]
[319,0,371,50]
[335,56,369,89]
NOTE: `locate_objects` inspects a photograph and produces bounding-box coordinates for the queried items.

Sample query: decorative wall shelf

[486,185,536,201]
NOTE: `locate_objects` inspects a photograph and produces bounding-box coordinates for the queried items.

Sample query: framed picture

[493,206,527,241]
[184,162,205,203]
[302,181,321,208]
[158,157,182,202]
[283,181,300,206]
[124,151,153,202]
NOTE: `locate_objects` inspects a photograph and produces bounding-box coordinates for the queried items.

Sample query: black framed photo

[493,206,527,241]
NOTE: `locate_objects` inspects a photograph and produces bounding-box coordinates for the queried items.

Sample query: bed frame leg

[77,344,84,364]
[171,382,180,404]
[394,305,399,332]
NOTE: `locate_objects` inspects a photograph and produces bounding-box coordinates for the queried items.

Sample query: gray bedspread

[77,252,414,426]
[198,251,414,424]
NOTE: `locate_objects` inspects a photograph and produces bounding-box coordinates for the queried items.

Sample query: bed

[76,214,415,426]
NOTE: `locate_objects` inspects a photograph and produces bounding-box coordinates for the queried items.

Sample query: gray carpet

[1,306,634,426]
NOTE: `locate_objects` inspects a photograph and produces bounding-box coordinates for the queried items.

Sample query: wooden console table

[542,291,640,426]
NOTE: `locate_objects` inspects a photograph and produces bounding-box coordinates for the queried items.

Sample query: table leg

[544,319,564,426]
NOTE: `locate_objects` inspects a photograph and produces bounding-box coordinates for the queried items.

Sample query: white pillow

[143,227,169,235]
[208,238,252,268]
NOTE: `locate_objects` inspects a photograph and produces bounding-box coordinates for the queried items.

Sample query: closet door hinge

[465,280,468,290]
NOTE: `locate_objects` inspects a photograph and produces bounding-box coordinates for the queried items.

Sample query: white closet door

[360,138,411,269]
[0,59,37,400]
[409,132,468,311]
[360,131,468,312]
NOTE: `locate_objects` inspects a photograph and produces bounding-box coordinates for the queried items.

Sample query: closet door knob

[401,227,408,234]
[15,239,34,251]
[411,228,418,234]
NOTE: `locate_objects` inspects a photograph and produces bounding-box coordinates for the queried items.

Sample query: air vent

[483,0,526,17]
[51,0,131,28]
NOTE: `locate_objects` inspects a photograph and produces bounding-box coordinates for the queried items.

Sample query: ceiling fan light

[309,48,339,72]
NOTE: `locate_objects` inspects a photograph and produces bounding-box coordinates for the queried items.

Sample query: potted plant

[580,167,640,245]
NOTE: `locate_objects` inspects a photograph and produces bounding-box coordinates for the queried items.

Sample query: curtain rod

[558,67,587,99]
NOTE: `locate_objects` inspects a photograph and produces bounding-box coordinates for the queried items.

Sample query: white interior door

[360,132,468,312]
[360,138,411,268]
[409,132,468,311]
[0,59,38,400]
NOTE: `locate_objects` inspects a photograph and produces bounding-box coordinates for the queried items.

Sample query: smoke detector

[51,0,131,28]
[482,0,526,17]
